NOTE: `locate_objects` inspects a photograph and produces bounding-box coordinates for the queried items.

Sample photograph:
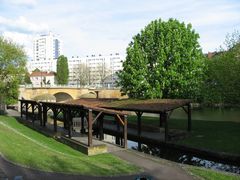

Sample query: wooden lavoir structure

[101,99,192,149]
[20,98,192,152]
[19,99,128,149]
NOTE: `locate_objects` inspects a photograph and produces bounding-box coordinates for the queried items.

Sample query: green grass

[0,115,140,175]
[127,115,240,155]
[187,166,240,180]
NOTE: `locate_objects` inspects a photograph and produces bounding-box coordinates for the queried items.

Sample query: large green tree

[56,55,69,85]
[118,18,205,99]
[0,36,26,106]
[203,31,240,105]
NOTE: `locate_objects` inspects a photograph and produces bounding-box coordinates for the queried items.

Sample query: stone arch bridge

[19,86,126,102]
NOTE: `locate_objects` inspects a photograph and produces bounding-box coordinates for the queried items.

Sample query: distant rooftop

[30,71,55,77]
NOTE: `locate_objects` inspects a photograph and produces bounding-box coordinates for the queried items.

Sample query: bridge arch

[54,92,73,102]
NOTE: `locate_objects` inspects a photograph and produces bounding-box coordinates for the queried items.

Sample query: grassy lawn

[0,115,140,175]
[127,114,240,155]
[187,166,240,180]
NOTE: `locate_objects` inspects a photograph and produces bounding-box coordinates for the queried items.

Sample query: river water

[129,107,240,174]
[128,140,240,174]
[170,107,240,122]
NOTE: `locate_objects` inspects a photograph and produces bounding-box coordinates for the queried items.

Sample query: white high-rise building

[68,53,124,87]
[27,32,61,72]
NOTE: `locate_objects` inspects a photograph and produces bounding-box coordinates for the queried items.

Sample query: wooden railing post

[88,109,93,147]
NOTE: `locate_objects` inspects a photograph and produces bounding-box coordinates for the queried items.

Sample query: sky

[0,0,240,59]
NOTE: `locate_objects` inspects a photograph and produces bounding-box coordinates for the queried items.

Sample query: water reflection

[129,143,240,174]
[171,107,240,122]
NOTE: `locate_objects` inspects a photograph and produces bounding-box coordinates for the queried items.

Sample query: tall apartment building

[27,32,61,72]
[68,53,124,87]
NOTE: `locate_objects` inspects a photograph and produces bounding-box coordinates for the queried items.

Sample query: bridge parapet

[19,86,127,102]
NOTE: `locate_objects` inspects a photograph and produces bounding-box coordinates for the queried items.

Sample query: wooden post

[88,109,93,147]
[81,111,86,133]
[163,112,168,142]
[25,102,28,120]
[63,110,68,129]
[42,105,47,127]
[31,103,35,124]
[99,114,104,140]
[67,108,72,138]
[159,112,163,127]
[123,115,128,149]
[20,101,23,118]
[115,115,120,145]
[38,104,42,126]
[136,111,143,151]
[188,103,192,131]
[53,108,57,132]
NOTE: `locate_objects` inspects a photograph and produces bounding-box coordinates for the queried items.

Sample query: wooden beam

[182,106,188,114]
[92,111,103,124]
[88,109,93,147]
[116,114,124,125]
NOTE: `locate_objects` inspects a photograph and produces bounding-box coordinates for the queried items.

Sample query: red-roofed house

[30,71,56,87]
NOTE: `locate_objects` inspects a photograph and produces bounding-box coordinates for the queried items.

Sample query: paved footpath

[111,150,194,180]
[0,109,195,180]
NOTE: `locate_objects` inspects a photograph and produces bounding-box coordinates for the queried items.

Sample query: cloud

[2,31,33,57]
[1,0,239,57]
[0,16,49,34]
[4,0,37,7]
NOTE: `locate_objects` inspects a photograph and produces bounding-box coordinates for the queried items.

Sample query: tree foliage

[97,63,111,85]
[118,18,205,99]
[0,36,26,105]
[56,55,69,85]
[73,63,90,86]
[24,72,32,84]
[203,31,240,105]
